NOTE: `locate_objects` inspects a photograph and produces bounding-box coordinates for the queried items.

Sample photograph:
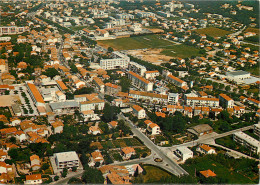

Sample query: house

[108,121,118,128]
[51,121,64,134]
[89,125,101,135]
[0,149,7,162]
[82,110,100,122]
[175,146,193,162]
[132,105,146,119]
[197,144,216,154]
[147,123,161,135]
[24,174,42,185]
[200,169,216,178]
[105,83,121,96]
[30,155,41,171]
[144,70,160,80]
[14,130,27,142]
[89,151,104,167]
[0,162,12,174]
[247,98,260,108]
[121,147,136,160]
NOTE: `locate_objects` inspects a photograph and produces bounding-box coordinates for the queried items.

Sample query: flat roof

[226,70,250,76]
[49,101,79,110]
[54,151,79,162]
[234,131,260,147]
[176,146,193,155]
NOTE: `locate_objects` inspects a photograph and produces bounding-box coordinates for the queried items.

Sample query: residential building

[175,146,193,162]
[80,99,105,111]
[26,82,45,107]
[24,174,42,185]
[51,121,64,134]
[168,93,179,104]
[105,83,121,96]
[144,70,160,80]
[166,74,187,88]
[128,71,153,91]
[132,105,146,119]
[200,169,216,178]
[147,123,161,135]
[129,90,168,104]
[93,77,105,93]
[186,97,219,108]
[197,144,216,154]
[100,51,130,70]
[188,124,213,137]
[89,151,104,167]
[0,26,28,36]
[53,151,80,170]
[30,155,41,171]
[128,62,147,76]
[219,94,234,108]
[233,131,260,154]
[121,147,136,160]
[253,123,260,137]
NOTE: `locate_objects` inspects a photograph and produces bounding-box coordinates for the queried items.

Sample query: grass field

[160,44,201,58]
[98,34,173,50]
[140,165,171,183]
[195,27,232,37]
[182,156,256,184]
[246,65,259,76]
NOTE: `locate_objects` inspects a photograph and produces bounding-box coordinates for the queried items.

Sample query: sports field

[98,34,173,50]
[98,34,200,58]
[195,27,232,37]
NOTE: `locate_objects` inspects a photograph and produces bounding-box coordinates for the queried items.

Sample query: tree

[102,103,118,122]
[74,87,94,95]
[41,163,50,171]
[72,166,77,172]
[54,176,59,181]
[43,68,59,78]
[68,177,82,184]
[225,85,231,92]
[61,168,68,178]
[119,77,131,92]
[107,47,114,53]
[81,167,104,184]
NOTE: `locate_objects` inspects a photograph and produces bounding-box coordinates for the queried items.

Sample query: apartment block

[128,71,153,91]
[128,62,147,76]
[233,131,260,154]
[100,51,130,70]
[186,97,219,108]
[54,151,80,170]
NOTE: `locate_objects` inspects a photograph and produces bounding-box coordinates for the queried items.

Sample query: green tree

[61,168,68,178]
[54,176,59,181]
[81,167,104,184]
[107,47,114,53]
[119,77,131,92]
[43,68,59,78]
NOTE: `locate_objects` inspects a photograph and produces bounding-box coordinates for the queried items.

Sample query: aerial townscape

[0,0,259,184]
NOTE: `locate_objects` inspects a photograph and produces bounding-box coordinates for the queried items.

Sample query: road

[50,170,84,185]
[241,41,260,47]
[118,113,188,176]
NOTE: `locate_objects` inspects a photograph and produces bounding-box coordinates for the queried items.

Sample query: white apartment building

[144,70,160,80]
[26,82,45,107]
[116,13,135,20]
[128,71,153,91]
[129,90,168,104]
[168,93,179,105]
[80,99,105,111]
[100,51,130,70]
[175,146,193,162]
[137,12,155,18]
[0,26,28,36]
[186,97,219,108]
[233,132,260,154]
[128,62,147,76]
[253,123,260,137]
[219,93,234,108]
[132,105,146,119]
[54,151,80,170]
[0,37,11,42]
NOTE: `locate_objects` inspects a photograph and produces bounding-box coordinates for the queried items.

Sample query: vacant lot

[98,34,173,50]
[195,27,232,37]
[245,27,259,35]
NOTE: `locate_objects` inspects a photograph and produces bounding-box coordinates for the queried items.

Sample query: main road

[118,113,188,176]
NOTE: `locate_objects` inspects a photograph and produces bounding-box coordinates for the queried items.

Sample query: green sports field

[195,27,232,37]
